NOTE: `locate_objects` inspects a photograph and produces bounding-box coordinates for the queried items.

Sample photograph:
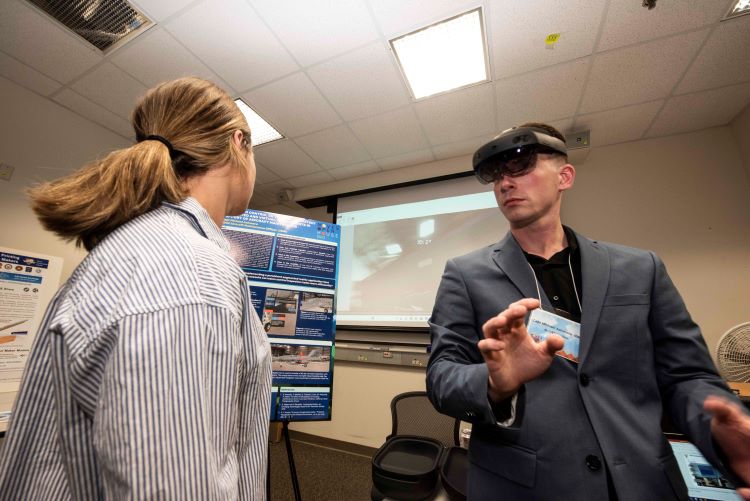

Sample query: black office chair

[388,391,460,446]
[371,391,466,501]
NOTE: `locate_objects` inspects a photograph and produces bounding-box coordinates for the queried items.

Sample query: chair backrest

[389,391,460,447]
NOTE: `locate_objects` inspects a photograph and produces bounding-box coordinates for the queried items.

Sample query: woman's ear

[232,129,245,149]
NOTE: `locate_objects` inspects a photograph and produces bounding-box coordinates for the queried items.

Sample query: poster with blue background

[223,210,340,422]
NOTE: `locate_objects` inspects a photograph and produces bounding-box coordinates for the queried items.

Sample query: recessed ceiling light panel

[234,99,284,146]
[390,8,489,100]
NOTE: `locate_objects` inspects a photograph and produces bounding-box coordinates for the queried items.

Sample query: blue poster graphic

[0,252,50,269]
[223,210,340,422]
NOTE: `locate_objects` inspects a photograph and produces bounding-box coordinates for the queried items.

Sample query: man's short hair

[518,122,568,162]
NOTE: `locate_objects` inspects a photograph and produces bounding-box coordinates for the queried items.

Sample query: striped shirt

[0,198,272,500]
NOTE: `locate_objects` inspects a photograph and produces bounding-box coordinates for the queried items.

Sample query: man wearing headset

[426,122,750,501]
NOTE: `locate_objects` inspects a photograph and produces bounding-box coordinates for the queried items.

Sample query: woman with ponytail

[0,77,271,500]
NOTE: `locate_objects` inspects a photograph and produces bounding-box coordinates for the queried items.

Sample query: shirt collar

[523,225,579,264]
[562,225,579,254]
[163,197,231,252]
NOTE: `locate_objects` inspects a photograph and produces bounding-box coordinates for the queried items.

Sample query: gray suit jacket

[426,229,741,501]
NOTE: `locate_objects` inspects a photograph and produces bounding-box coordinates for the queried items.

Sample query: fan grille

[26,0,152,52]
[717,322,750,382]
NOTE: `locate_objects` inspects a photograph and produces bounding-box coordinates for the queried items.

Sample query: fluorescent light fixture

[390,8,488,100]
[385,243,402,255]
[234,99,283,146]
[419,219,435,238]
[725,0,750,19]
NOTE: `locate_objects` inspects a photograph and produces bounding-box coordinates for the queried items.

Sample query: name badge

[526,308,581,363]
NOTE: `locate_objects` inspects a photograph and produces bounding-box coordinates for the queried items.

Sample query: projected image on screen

[336,180,509,329]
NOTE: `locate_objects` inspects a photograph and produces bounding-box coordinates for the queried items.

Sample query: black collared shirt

[523,226,583,322]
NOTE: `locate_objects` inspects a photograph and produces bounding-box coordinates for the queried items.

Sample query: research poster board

[0,247,63,390]
[0,247,63,430]
[223,210,340,422]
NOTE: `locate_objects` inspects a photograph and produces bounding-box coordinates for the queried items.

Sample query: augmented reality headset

[472,126,568,184]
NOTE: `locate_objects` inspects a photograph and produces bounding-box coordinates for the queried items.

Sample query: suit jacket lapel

[491,231,553,310]
[576,232,610,364]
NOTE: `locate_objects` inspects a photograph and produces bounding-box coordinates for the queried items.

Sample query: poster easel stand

[282,420,302,501]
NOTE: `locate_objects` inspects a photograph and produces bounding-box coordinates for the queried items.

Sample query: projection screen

[335,175,510,330]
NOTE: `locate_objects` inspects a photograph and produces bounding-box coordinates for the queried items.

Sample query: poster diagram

[0,248,63,393]
[223,210,340,422]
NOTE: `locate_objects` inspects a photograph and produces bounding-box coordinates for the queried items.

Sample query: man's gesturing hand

[479,298,564,403]
[704,396,750,500]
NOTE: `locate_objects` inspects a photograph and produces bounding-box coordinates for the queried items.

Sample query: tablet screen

[667,438,742,501]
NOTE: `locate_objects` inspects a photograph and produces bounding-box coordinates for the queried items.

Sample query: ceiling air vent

[26,0,152,52]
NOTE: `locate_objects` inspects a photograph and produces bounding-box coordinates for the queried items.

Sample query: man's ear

[559,163,575,191]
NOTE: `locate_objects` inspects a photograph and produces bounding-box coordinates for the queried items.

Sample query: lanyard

[527,253,582,313]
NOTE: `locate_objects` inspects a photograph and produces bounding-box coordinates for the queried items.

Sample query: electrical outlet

[0,163,14,182]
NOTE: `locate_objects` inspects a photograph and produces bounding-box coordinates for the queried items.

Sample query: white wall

[0,76,130,280]
[563,127,750,355]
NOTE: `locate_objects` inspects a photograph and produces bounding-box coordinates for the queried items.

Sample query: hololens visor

[472,127,568,184]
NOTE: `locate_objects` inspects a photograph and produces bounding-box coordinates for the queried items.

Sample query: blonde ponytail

[28,77,250,251]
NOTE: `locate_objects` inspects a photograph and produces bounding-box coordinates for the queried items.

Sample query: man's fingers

[513,298,541,310]
[737,487,750,501]
[483,298,540,336]
[478,338,505,353]
[543,334,565,355]
[704,395,741,422]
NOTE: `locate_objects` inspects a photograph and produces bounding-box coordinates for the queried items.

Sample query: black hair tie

[145,134,175,158]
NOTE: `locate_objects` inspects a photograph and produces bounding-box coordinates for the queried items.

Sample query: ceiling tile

[489,0,606,79]
[252,0,379,67]
[286,170,336,188]
[495,58,588,131]
[375,149,435,170]
[307,42,410,121]
[165,0,298,92]
[574,100,664,147]
[647,83,750,137]
[242,72,341,138]
[53,89,134,139]
[72,62,149,118]
[0,50,61,96]
[130,0,197,22]
[253,179,294,198]
[431,134,494,160]
[579,29,707,114]
[254,161,282,185]
[415,83,495,145]
[369,0,480,38]
[110,26,230,89]
[0,0,102,83]
[597,0,726,52]
[254,139,322,178]
[295,125,371,168]
[676,16,750,94]
[248,190,277,207]
[349,106,430,157]
[328,160,381,180]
